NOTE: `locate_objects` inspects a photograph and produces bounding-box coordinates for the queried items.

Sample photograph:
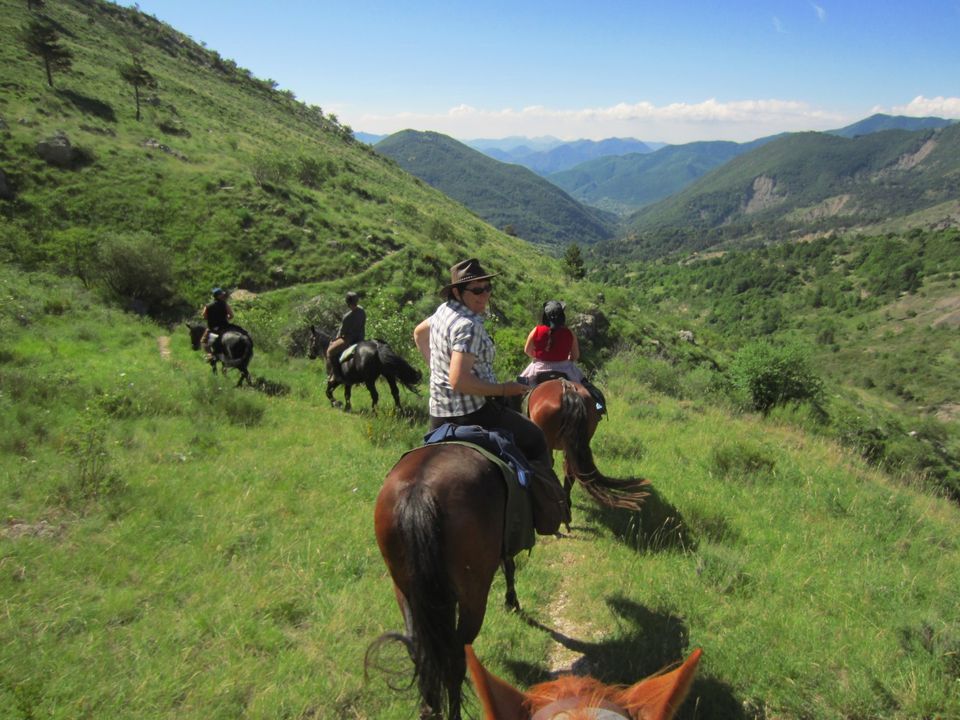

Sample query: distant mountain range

[547,137,777,215]
[374,130,617,246]
[608,122,960,258]
[469,137,655,175]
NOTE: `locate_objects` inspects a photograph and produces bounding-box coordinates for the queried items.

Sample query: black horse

[188,323,254,387]
[308,327,421,411]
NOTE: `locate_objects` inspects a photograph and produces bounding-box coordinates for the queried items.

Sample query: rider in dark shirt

[202,288,233,358]
[326,291,366,381]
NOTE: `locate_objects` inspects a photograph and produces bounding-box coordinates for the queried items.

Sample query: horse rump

[374,479,462,719]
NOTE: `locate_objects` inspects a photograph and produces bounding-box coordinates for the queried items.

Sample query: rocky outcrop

[744,175,786,215]
[36,132,86,168]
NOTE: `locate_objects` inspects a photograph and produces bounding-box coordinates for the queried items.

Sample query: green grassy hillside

[2,267,958,719]
[614,126,960,259]
[0,0,574,317]
[592,228,960,499]
[374,130,618,247]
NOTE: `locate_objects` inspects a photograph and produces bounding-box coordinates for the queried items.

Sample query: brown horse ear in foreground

[465,646,701,720]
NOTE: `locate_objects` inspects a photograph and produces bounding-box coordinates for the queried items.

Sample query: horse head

[307,325,330,359]
[466,646,701,720]
[187,322,205,351]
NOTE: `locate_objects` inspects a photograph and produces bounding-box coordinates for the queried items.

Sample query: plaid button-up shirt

[428,300,496,417]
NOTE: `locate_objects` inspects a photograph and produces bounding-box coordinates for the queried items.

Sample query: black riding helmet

[541,300,566,329]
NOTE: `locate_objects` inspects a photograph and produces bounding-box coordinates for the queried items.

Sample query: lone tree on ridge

[21,16,73,88]
[119,56,158,121]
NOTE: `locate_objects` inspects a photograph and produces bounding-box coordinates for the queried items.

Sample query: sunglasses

[463,284,493,295]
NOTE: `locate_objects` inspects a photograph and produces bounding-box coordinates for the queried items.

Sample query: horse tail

[376,342,423,392]
[557,380,650,512]
[394,482,462,718]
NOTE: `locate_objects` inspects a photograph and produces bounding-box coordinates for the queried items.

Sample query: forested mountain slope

[606,125,960,259]
[375,130,618,247]
[547,137,774,215]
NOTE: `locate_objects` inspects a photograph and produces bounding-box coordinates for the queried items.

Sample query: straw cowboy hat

[441,258,498,297]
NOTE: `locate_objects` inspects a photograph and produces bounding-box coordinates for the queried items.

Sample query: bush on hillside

[729,340,824,414]
[94,232,182,317]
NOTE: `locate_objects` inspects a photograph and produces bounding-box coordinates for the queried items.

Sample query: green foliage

[709,439,778,480]
[21,14,72,87]
[65,406,126,503]
[375,130,617,247]
[94,232,182,316]
[118,55,157,121]
[563,242,586,280]
[729,340,824,414]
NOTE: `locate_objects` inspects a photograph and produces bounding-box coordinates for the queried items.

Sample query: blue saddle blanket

[423,423,531,487]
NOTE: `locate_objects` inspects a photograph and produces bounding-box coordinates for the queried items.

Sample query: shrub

[729,340,824,414]
[710,440,777,480]
[94,232,180,316]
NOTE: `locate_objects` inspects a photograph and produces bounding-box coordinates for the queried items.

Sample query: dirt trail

[157,335,171,360]
[542,540,593,676]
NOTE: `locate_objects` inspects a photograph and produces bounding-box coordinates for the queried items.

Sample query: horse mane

[526,675,621,714]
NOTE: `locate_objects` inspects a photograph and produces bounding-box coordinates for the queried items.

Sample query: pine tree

[21,16,72,88]
[564,243,586,280]
[119,57,158,121]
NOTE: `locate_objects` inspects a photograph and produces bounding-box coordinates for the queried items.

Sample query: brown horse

[372,444,524,720]
[466,645,701,720]
[527,379,649,513]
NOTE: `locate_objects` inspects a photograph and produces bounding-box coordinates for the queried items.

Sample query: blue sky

[125,1,960,143]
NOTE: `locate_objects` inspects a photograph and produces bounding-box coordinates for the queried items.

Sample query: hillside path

[157,335,171,360]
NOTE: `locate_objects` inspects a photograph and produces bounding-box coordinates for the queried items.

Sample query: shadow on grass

[56,89,116,122]
[512,596,746,720]
[584,485,698,553]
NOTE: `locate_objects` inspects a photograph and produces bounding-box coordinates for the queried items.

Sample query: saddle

[340,343,359,364]
[423,424,535,556]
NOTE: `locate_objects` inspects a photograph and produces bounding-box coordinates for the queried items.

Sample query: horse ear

[618,648,701,720]
[465,646,529,720]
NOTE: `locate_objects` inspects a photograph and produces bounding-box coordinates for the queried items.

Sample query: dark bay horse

[371,444,523,720]
[466,645,701,720]
[527,378,649,513]
[188,323,253,387]
[308,327,421,411]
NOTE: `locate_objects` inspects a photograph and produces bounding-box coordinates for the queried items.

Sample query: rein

[531,697,630,720]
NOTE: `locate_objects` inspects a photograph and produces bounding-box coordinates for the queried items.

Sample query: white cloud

[888,95,960,118]
[812,3,826,22]
[350,98,850,144]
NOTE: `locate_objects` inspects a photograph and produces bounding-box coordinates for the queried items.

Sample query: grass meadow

[2,269,959,720]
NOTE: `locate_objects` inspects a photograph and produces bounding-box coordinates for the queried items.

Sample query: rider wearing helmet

[201,287,234,360]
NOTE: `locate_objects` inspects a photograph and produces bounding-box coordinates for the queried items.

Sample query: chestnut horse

[527,379,649,513]
[372,444,524,720]
[466,645,701,720]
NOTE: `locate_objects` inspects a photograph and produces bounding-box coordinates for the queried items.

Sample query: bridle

[531,696,631,720]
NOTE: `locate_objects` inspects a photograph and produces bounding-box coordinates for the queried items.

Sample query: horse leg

[502,556,520,612]
[365,379,379,412]
[326,379,342,408]
[386,376,402,409]
[344,383,353,412]
[562,453,575,524]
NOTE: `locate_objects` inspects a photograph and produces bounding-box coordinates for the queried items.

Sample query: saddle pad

[340,343,359,363]
[423,440,535,557]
